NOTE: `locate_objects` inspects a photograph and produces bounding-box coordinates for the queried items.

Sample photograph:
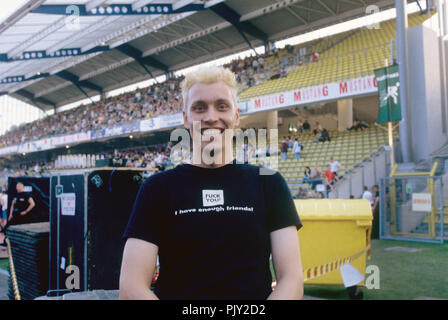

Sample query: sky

[0,0,28,25]
[0,0,438,122]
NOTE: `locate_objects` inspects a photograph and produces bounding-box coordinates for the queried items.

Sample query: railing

[328,146,391,199]
[379,163,446,243]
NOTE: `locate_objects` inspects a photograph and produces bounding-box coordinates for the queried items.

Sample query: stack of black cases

[6,222,50,300]
[48,168,148,295]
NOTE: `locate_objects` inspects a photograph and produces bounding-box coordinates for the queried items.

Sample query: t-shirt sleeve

[265,171,302,233]
[122,174,165,246]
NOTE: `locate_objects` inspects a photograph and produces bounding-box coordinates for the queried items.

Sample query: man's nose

[203,105,219,123]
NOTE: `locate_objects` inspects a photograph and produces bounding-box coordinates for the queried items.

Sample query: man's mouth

[201,128,225,135]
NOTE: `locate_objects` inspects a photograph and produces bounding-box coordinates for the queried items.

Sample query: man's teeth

[203,129,222,134]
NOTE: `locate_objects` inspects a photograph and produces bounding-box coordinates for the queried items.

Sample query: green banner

[374,64,402,124]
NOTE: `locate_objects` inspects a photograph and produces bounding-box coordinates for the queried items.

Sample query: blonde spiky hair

[181,66,239,111]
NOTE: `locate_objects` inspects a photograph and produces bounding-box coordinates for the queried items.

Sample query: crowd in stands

[0,41,319,149]
[0,143,173,188]
[0,76,184,147]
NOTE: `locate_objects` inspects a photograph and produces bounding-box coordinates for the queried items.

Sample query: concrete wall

[408,24,448,163]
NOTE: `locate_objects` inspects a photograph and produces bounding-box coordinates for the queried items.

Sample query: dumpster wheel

[347,286,363,300]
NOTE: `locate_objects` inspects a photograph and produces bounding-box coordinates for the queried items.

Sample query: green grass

[302,239,448,300]
[0,258,9,271]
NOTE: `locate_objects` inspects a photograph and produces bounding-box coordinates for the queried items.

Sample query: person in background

[324,165,338,194]
[280,138,288,161]
[302,120,311,131]
[320,128,330,142]
[302,167,312,185]
[371,185,380,239]
[287,136,293,148]
[8,183,35,226]
[292,138,302,160]
[310,165,322,190]
[313,122,322,135]
[296,119,303,133]
[0,186,8,244]
[362,186,373,206]
[329,157,343,177]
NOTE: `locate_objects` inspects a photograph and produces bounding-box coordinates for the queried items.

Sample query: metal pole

[395,0,412,162]
[385,57,396,167]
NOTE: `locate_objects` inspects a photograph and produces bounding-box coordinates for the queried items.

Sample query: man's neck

[190,153,235,169]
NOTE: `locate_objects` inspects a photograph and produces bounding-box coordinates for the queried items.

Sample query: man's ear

[234,107,240,127]
[182,109,189,129]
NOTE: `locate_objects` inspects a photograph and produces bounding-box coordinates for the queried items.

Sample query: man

[371,185,380,239]
[120,66,303,300]
[361,186,373,206]
[329,157,343,177]
[310,165,323,190]
[324,165,338,194]
[8,183,35,226]
[0,187,7,228]
[302,120,310,131]
[280,138,288,161]
[292,138,302,160]
[0,187,7,243]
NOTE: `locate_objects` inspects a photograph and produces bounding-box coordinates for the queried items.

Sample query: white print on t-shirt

[174,205,254,216]
[202,190,224,207]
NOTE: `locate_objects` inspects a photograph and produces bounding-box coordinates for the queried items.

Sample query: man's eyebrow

[190,99,208,106]
[215,98,232,105]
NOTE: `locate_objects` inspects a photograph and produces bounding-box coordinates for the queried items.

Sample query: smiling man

[119,66,303,300]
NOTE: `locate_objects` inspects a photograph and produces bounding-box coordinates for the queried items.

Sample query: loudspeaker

[49,168,144,294]
[6,222,49,300]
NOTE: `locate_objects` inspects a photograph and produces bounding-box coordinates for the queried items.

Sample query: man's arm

[21,197,35,215]
[119,238,160,300]
[267,226,303,300]
[8,200,15,221]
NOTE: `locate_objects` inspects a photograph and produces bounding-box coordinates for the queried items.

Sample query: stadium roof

[0,0,400,111]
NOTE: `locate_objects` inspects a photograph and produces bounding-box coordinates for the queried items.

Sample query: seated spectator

[302,167,312,185]
[310,165,323,190]
[280,68,287,78]
[313,121,323,135]
[319,128,331,142]
[313,131,321,143]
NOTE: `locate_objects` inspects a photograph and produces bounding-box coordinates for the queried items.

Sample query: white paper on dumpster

[339,263,364,287]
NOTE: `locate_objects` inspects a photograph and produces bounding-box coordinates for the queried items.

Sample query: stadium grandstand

[0,0,448,300]
[0,1,439,199]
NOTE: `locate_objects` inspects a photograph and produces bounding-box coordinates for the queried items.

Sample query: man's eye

[192,105,205,112]
[218,104,229,110]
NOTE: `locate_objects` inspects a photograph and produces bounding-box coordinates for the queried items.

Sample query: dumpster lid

[295,199,373,220]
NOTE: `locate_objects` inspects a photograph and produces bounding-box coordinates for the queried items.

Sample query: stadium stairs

[412,146,448,240]
[249,125,396,197]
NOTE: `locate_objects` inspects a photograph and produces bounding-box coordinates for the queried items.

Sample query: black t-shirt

[123,161,302,300]
[13,192,30,213]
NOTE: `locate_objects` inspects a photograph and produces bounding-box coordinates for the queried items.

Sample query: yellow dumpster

[296,199,372,294]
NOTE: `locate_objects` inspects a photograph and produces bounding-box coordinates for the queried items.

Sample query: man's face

[183,81,240,162]
[16,183,23,193]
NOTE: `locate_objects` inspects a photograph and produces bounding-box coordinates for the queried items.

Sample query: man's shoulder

[141,167,178,187]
